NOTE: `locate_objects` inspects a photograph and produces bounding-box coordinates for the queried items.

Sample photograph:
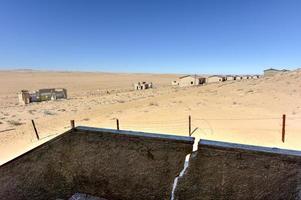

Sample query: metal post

[70,120,75,129]
[282,114,286,143]
[116,119,119,130]
[31,120,40,140]
[189,115,191,136]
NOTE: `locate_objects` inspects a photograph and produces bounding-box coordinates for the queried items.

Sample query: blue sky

[0,0,301,74]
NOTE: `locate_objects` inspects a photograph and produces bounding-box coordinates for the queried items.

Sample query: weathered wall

[0,127,194,200]
[174,140,301,200]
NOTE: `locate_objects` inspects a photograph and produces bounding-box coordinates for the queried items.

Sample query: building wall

[0,127,194,200]
[174,140,301,200]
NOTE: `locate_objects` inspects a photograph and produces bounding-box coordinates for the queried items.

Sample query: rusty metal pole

[31,120,40,140]
[116,119,119,130]
[189,115,191,136]
[282,114,286,143]
[70,120,75,129]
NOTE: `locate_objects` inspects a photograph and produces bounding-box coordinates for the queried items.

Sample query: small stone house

[134,82,153,90]
[206,75,225,83]
[175,75,206,87]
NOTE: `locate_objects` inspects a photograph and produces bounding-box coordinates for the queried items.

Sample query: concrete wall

[0,127,194,200]
[174,140,301,200]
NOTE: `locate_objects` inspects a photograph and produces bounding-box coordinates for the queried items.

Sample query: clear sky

[0,0,301,74]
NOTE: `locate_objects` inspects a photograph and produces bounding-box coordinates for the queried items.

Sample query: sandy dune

[0,69,301,165]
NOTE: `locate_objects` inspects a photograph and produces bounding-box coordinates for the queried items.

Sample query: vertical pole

[31,120,39,140]
[282,114,286,143]
[189,115,191,136]
[116,119,119,130]
[70,120,75,129]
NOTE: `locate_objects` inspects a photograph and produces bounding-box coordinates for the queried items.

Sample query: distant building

[242,75,252,80]
[134,82,153,90]
[234,75,243,80]
[264,68,290,76]
[225,75,235,81]
[174,75,206,87]
[252,75,260,79]
[18,88,67,105]
[206,75,225,83]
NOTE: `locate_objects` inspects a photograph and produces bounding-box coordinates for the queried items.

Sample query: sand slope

[0,70,301,164]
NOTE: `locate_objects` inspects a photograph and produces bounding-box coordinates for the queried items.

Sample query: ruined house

[133,82,153,90]
[18,88,67,105]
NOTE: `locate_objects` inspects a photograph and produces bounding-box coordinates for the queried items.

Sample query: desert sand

[0,69,301,165]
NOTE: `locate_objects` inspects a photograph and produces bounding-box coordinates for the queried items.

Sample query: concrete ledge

[76,126,194,144]
[199,139,301,158]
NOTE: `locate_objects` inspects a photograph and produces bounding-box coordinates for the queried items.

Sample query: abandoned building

[18,88,67,105]
[0,126,301,200]
[264,68,290,76]
[133,82,153,90]
[225,75,235,81]
[252,75,260,79]
[234,75,242,80]
[242,75,251,80]
[206,75,225,83]
[174,75,206,87]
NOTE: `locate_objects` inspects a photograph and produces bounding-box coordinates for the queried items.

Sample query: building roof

[208,75,225,78]
[179,75,205,79]
[264,68,289,72]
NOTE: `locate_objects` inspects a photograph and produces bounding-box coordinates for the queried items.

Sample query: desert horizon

[1,69,300,165]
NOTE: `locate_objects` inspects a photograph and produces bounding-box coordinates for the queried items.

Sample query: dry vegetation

[0,69,301,165]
